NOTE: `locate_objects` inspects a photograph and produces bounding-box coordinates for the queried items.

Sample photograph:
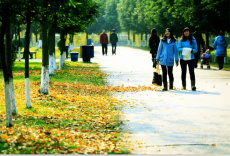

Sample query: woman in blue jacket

[177,27,198,91]
[156,28,179,91]
[213,31,228,70]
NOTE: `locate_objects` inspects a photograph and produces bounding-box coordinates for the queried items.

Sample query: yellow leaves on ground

[0,62,135,154]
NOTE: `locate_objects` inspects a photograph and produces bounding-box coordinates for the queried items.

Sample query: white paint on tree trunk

[127,40,130,46]
[35,42,38,50]
[38,40,42,48]
[9,78,17,115]
[4,81,13,127]
[59,53,62,70]
[18,47,21,61]
[53,53,57,70]
[49,55,54,75]
[25,78,32,108]
[62,52,65,66]
[71,43,74,51]
[40,65,49,94]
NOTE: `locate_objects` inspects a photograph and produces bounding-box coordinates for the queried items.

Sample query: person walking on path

[100,30,109,56]
[22,32,33,59]
[193,26,205,68]
[156,28,179,91]
[213,31,228,70]
[149,28,160,68]
[178,27,198,91]
[110,29,118,55]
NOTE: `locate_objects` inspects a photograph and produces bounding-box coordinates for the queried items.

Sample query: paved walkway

[17,46,230,154]
[92,46,230,154]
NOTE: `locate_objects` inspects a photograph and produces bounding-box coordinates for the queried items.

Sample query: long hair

[181,27,193,45]
[163,28,176,42]
[218,31,225,36]
[150,28,159,38]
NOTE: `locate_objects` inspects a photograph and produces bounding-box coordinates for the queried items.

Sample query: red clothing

[201,52,213,62]
[100,33,108,44]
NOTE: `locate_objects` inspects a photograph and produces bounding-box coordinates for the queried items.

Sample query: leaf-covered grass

[0,61,132,154]
[17,47,80,59]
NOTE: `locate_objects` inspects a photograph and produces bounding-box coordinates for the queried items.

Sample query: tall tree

[104,0,121,33]
[0,1,14,127]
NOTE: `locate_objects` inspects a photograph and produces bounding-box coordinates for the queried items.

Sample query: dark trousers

[102,44,107,55]
[152,53,157,68]
[161,65,174,82]
[112,44,116,54]
[201,58,210,66]
[194,52,201,68]
[217,57,224,69]
[22,51,33,59]
[180,59,195,81]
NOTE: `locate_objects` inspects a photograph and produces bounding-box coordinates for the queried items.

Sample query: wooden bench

[17,51,37,59]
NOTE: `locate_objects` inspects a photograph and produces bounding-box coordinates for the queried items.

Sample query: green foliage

[12,39,23,48]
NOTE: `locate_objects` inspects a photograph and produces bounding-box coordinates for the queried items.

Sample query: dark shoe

[182,81,186,90]
[191,80,196,91]
[201,65,203,69]
[169,80,174,90]
[162,81,168,91]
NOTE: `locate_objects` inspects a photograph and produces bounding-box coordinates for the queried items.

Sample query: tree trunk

[48,14,57,75]
[0,9,14,127]
[39,15,49,94]
[53,33,57,70]
[18,22,21,61]
[25,12,32,108]
[205,31,209,49]
[35,32,38,50]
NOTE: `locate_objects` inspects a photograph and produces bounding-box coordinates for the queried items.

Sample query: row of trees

[0,0,101,128]
[86,0,229,46]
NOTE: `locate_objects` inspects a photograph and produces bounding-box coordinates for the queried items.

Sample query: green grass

[17,47,80,59]
[0,61,129,154]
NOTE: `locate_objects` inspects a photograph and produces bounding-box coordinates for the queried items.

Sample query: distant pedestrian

[22,32,33,59]
[201,49,212,69]
[177,27,198,91]
[149,28,160,68]
[156,28,179,91]
[100,30,108,56]
[213,31,228,70]
[193,26,205,68]
[110,29,118,55]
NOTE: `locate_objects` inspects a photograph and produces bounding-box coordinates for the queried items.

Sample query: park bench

[16,51,37,59]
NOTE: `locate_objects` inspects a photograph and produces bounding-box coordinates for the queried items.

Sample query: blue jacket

[177,37,198,60]
[213,36,227,57]
[156,38,179,66]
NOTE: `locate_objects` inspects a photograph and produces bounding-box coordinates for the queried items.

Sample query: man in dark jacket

[193,26,205,68]
[99,30,108,56]
[110,29,118,55]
